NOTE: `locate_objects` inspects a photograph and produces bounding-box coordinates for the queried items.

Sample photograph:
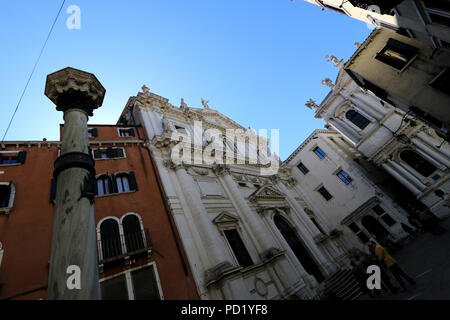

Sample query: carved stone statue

[305,98,319,110]
[180,98,188,109]
[142,85,150,93]
[326,55,344,69]
[321,78,335,89]
[162,115,171,133]
[201,98,210,109]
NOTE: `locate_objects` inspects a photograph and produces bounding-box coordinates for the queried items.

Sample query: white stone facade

[117,90,350,299]
[303,0,450,48]
[283,130,414,250]
[308,56,450,220]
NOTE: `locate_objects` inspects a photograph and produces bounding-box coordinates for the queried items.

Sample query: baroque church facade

[116,88,351,299]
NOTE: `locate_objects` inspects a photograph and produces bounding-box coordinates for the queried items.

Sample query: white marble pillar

[168,162,231,275]
[219,172,277,253]
[412,138,450,168]
[382,161,422,196]
[276,181,333,273]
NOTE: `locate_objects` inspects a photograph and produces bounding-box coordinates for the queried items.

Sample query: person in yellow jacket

[368,240,416,291]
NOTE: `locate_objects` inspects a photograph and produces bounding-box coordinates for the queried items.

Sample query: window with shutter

[50,179,57,202]
[0,184,11,208]
[0,152,23,165]
[97,175,113,196]
[131,266,161,300]
[128,172,138,191]
[99,219,123,260]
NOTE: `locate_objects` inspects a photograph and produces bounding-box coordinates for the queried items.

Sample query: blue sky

[0,0,371,160]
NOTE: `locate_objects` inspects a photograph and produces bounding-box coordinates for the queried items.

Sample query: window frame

[317,185,333,201]
[118,128,136,138]
[313,146,327,160]
[222,228,254,268]
[399,149,438,178]
[0,182,15,214]
[345,109,371,130]
[99,262,164,300]
[92,147,126,160]
[372,205,397,227]
[429,67,450,94]
[0,151,26,166]
[375,38,418,71]
[421,1,450,27]
[297,162,309,175]
[336,169,353,185]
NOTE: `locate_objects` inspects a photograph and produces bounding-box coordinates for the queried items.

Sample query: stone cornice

[282,129,339,166]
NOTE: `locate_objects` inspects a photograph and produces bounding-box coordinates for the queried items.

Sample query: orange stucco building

[0,124,199,300]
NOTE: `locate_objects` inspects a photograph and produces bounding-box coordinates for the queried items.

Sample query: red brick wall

[0,124,199,300]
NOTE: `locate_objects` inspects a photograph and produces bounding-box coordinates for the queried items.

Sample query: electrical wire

[1,0,67,142]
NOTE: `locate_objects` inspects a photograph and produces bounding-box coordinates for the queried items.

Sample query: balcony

[98,228,152,272]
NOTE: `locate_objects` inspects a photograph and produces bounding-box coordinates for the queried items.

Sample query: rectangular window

[93,148,125,160]
[317,186,333,201]
[0,183,12,209]
[100,265,161,300]
[349,222,370,243]
[297,162,309,174]
[223,229,253,268]
[372,205,397,227]
[337,170,352,185]
[429,67,450,94]
[88,128,98,138]
[428,12,450,27]
[375,38,418,70]
[119,128,135,137]
[313,147,327,159]
[422,0,450,11]
[0,151,26,166]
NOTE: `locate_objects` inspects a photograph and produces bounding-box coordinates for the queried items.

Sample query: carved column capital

[212,164,231,177]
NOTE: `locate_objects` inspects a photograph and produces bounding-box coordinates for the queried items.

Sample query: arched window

[122,215,145,253]
[116,174,131,193]
[400,150,437,177]
[100,219,123,260]
[97,175,112,196]
[346,110,371,130]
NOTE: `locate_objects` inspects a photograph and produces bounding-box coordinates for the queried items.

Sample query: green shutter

[93,149,101,159]
[106,148,114,158]
[18,151,27,164]
[129,172,138,191]
[111,175,118,193]
[116,148,124,158]
[1,182,12,208]
[50,179,57,202]
[92,128,98,137]
[129,129,135,137]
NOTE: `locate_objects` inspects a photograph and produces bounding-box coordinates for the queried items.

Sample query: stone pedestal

[45,67,106,300]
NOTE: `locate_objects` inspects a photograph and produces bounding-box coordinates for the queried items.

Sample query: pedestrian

[362,249,398,295]
[368,240,416,291]
[350,260,375,298]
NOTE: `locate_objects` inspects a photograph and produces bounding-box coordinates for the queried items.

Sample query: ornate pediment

[212,211,240,225]
[248,185,285,202]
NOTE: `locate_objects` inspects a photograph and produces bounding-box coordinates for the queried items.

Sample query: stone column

[275,178,333,274]
[382,161,422,196]
[213,165,279,257]
[164,161,233,284]
[45,67,106,300]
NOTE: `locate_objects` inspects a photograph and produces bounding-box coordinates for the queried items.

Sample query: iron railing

[98,228,152,264]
